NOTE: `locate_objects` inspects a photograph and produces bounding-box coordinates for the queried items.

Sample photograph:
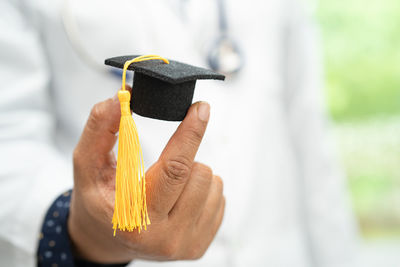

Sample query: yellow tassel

[112,55,169,235]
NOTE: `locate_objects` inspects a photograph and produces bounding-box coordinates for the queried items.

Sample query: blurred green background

[317,0,400,238]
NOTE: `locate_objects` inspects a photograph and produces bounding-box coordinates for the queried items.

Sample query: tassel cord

[112,55,169,235]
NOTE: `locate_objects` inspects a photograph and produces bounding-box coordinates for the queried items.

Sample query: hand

[68,89,225,263]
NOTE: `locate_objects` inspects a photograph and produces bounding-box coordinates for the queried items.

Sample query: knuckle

[160,237,181,260]
[186,245,206,260]
[192,163,213,188]
[192,162,213,178]
[163,157,191,183]
[88,103,106,128]
[214,175,223,186]
[91,103,104,119]
[213,175,224,193]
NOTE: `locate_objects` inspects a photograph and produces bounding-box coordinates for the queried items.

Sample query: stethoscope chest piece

[206,0,244,76]
[207,34,244,76]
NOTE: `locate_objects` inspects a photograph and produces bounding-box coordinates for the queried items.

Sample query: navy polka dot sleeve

[37,190,129,267]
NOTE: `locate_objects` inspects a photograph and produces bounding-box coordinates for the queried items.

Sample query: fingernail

[197,102,210,122]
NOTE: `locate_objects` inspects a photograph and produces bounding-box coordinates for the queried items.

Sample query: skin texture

[68,87,225,264]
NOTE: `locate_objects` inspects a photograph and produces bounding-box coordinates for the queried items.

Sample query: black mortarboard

[105,55,225,121]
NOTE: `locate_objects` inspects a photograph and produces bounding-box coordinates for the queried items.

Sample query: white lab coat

[0,0,359,266]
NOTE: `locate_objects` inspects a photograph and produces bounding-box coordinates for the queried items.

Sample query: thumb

[75,87,131,161]
[148,101,210,215]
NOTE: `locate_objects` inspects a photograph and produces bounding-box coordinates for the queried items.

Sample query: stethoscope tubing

[62,0,244,77]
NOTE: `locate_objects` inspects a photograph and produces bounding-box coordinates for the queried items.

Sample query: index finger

[159,101,210,166]
[147,102,210,215]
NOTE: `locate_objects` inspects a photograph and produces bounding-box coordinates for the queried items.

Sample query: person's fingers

[168,162,213,220]
[186,195,225,260]
[197,195,225,254]
[160,101,210,164]
[75,86,132,160]
[148,102,210,215]
[212,196,225,236]
[196,175,224,227]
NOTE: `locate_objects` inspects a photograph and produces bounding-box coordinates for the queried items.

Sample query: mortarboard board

[105,55,225,121]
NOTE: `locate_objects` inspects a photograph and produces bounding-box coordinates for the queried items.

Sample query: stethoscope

[207,0,244,76]
[62,0,244,78]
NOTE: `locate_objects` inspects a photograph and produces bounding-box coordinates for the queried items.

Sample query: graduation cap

[105,55,225,121]
[107,55,224,235]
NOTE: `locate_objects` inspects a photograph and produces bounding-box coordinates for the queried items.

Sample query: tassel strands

[112,55,169,235]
